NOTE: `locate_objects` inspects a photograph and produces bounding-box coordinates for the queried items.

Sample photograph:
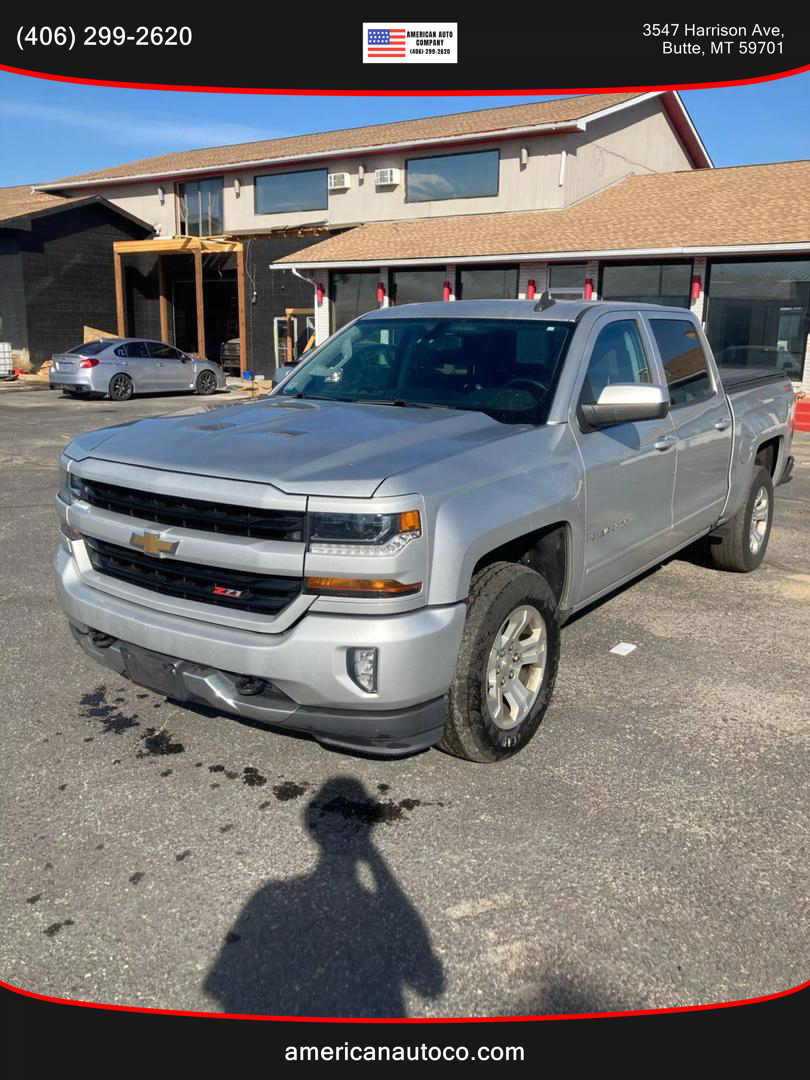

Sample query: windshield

[278,317,574,425]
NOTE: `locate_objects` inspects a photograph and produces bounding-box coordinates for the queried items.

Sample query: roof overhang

[32,120,587,192]
[659,91,713,169]
[34,91,711,193]
[0,194,153,232]
[276,242,810,272]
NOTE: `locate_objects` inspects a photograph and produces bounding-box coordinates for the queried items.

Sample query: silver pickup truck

[55,299,796,763]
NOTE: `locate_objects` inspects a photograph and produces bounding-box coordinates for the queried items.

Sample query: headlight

[58,465,82,505]
[308,510,421,557]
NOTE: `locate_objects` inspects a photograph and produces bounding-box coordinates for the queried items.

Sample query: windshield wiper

[286,392,356,402]
[358,399,462,411]
[285,392,461,410]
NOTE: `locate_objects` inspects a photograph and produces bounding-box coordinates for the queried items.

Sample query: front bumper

[55,547,465,755]
[69,626,447,755]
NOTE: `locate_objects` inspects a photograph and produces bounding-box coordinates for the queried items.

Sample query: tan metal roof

[276,161,810,265]
[39,93,645,186]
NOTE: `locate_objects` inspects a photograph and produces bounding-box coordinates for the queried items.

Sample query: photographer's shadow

[203,777,445,1018]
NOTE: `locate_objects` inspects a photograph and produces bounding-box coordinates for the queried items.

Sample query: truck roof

[357,299,698,323]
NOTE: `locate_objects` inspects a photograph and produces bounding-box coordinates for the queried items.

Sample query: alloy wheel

[485,604,547,730]
[749,486,769,554]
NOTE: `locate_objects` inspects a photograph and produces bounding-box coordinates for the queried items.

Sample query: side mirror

[580,384,670,429]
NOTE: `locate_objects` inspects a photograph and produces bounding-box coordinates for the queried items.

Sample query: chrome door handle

[654,435,676,451]
[715,418,731,431]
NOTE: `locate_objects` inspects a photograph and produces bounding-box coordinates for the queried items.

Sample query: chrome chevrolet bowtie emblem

[129,530,178,557]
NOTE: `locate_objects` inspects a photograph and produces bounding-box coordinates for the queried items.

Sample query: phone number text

[17,26,192,49]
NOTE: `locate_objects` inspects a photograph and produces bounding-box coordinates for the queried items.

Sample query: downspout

[289,266,314,289]
[287,265,326,352]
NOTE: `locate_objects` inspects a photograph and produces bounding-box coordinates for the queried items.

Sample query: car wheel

[108,373,134,401]
[709,465,774,572]
[195,371,218,395]
[440,561,560,763]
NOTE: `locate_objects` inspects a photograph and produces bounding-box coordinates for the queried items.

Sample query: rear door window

[114,341,150,358]
[650,319,713,406]
[126,341,150,358]
[148,343,185,360]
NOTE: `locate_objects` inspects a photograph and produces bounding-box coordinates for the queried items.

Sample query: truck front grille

[85,537,302,615]
[81,479,304,543]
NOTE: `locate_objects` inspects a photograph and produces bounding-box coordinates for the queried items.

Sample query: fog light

[347,647,378,694]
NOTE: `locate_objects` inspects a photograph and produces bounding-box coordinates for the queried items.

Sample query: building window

[330,270,380,332]
[548,264,586,299]
[649,318,713,407]
[178,178,223,236]
[456,265,518,300]
[705,258,810,381]
[405,150,499,203]
[255,169,328,215]
[600,262,692,308]
[390,268,447,306]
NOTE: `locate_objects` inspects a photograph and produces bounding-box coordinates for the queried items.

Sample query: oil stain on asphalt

[306,789,435,829]
[136,728,184,757]
[79,685,140,735]
[71,690,440,836]
[44,919,74,937]
[271,781,307,802]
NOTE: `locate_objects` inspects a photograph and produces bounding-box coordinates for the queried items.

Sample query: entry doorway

[172,279,238,362]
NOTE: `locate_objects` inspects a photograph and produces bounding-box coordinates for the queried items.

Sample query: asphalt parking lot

[1,386,808,1017]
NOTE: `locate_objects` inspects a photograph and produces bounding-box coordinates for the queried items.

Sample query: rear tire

[108,373,134,401]
[440,561,560,763]
[195,371,218,395]
[709,465,773,572]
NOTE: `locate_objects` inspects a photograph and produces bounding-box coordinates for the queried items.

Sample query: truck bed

[718,366,792,394]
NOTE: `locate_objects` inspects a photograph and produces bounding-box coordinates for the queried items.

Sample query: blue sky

[1,71,809,186]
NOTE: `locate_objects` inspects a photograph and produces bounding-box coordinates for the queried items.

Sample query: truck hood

[65,398,520,497]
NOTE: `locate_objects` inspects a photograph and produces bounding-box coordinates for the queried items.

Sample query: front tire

[441,561,560,763]
[709,465,774,572]
[195,370,218,395]
[108,373,134,401]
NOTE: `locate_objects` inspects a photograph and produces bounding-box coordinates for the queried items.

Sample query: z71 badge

[212,585,243,598]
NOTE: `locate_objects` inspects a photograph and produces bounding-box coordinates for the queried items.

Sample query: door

[570,314,677,602]
[113,340,157,390]
[645,316,733,546]
[147,342,193,390]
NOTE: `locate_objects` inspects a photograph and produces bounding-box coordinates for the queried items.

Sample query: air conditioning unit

[328,172,350,191]
[374,167,399,187]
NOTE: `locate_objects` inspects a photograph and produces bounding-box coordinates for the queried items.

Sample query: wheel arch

[469,522,572,611]
[754,435,782,478]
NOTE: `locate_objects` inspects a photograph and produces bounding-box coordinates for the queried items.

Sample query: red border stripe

[2,54,808,1024]
[1,61,809,94]
[1,976,808,1021]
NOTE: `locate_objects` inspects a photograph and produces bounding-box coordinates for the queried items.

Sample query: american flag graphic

[366,28,407,57]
